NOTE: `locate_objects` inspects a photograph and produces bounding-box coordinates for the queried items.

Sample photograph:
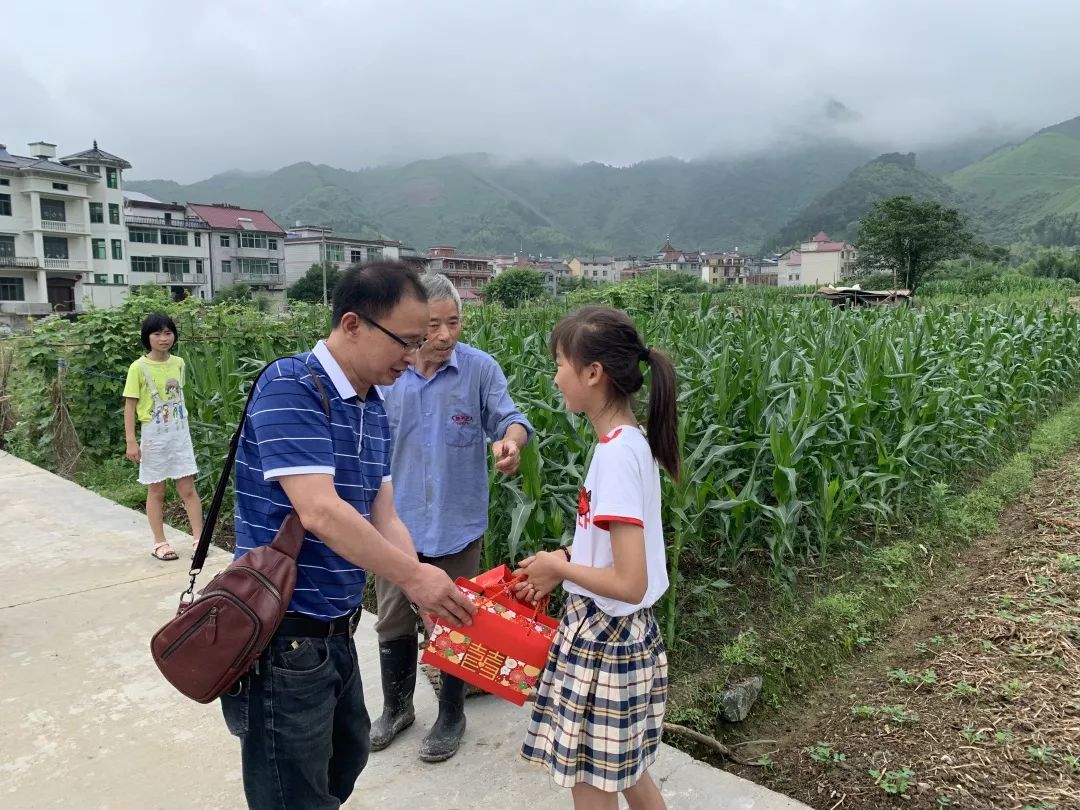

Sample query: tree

[288,262,342,304]
[482,268,547,308]
[855,196,977,295]
[214,283,253,304]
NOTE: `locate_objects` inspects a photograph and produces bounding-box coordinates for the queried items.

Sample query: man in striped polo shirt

[221,262,475,809]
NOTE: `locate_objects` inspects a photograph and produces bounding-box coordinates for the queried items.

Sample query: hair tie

[639,347,651,364]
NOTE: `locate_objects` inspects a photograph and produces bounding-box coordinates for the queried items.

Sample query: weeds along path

[729,450,1080,809]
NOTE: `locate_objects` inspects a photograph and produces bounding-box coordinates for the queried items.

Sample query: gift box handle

[474,575,550,632]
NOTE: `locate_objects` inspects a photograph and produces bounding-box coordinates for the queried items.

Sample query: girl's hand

[125,441,141,464]
[512,551,566,603]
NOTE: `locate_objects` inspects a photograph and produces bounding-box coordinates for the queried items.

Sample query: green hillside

[946,116,1080,244]
[762,153,970,252]
[128,143,876,256]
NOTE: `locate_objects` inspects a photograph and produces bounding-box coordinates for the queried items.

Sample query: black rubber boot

[418,673,467,763]
[370,637,418,751]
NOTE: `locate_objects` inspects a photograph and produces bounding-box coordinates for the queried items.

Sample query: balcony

[237,272,284,287]
[40,220,89,234]
[125,214,208,230]
[0,256,40,269]
[43,258,89,271]
[167,272,208,286]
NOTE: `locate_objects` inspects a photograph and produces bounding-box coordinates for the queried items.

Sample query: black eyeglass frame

[360,314,427,352]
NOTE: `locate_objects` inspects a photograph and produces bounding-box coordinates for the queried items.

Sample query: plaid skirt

[521,593,668,792]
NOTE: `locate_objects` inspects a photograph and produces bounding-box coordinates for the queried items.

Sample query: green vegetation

[288,262,342,304]
[7,278,1080,734]
[481,267,548,308]
[947,117,1080,244]
[855,196,978,294]
[764,153,968,252]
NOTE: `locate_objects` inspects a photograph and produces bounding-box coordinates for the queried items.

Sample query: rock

[718,676,763,723]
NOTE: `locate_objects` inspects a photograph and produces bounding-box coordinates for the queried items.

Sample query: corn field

[7,289,1080,642]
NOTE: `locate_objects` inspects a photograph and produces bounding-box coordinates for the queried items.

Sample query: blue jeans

[220,633,371,809]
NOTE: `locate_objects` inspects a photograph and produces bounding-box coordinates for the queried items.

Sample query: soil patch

[725,453,1080,809]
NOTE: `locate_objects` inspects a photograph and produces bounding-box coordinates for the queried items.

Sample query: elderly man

[222,263,475,808]
[373,272,534,762]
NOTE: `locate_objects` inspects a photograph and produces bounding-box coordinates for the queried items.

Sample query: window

[85,165,101,176]
[113,274,125,285]
[160,230,188,246]
[89,203,103,223]
[268,238,278,251]
[112,239,123,260]
[0,235,14,257]
[108,204,120,225]
[462,278,471,288]
[131,256,159,273]
[367,247,383,263]
[350,250,364,263]
[323,243,343,262]
[0,177,9,185]
[106,167,118,189]
[40,198,66,222]
[129,227,157,243]
[43,237,69,259]
[194,233,202,247]
[94,274,108,285]
[163,258,190,275]
[220,260,232,273]
[195,259,204,274]
[220,235,230,247]
[237,258,278,275]
[52,182,69,191]
[240,232,270,249]
[0,276,25,300]
[92,239,106,260]
[0,194,11,216]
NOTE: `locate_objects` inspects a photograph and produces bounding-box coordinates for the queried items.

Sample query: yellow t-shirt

[123,355,187,423]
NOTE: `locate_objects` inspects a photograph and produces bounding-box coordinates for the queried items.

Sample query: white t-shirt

[562,425,669,617]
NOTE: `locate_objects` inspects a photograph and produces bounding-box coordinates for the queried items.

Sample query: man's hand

[402,563,476,627]
[512,551,566,602]
[492,438,521,475]
[125,440,141,464]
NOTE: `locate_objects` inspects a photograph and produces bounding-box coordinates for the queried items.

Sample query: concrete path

[0,450,810,809]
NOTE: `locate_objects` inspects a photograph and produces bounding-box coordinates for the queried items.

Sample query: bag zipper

[231,566,282,600]
[161,606,218,659]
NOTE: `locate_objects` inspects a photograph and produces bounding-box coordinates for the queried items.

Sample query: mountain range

[127,115,1080,256]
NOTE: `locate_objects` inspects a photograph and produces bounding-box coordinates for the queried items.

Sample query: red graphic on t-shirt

[577,487,592,529]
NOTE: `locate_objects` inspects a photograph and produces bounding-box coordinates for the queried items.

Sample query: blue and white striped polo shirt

[233,341,392,620]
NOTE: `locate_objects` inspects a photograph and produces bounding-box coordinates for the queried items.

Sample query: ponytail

[643,347,680,481]
[550,305,682,481]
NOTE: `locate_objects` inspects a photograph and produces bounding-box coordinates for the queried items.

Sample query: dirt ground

[727,452,1080,809]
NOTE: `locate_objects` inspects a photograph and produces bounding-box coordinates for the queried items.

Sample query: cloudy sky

[7,0,1080,181]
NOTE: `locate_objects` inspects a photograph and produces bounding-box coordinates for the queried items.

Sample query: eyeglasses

[361,315,426,353]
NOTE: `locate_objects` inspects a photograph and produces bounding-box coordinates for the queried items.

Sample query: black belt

[279,610,359,637]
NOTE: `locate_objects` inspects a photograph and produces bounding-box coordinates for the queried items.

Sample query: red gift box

[421,567,559,706]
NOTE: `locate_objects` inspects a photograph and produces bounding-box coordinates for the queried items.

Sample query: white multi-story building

[187,204,286,301]
[123,192,211,301]
[0,140,131,317]
[794,232,858,287]
[282,225,410,288]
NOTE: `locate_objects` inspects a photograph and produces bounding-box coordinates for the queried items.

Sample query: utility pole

[321,228,328,306]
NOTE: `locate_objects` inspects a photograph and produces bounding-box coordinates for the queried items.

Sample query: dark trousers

[373,537,483,643]
[220,632,371,809]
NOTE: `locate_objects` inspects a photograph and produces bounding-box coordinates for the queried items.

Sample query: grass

[668,391,1080,727]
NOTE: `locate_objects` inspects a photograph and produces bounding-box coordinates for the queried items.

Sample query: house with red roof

[187,203,286,299]
[791,231,857,287]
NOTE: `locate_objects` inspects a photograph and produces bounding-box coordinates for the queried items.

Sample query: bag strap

[184,355,331,595]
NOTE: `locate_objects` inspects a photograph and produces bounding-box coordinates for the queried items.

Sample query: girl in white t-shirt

[516,305,680,810]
